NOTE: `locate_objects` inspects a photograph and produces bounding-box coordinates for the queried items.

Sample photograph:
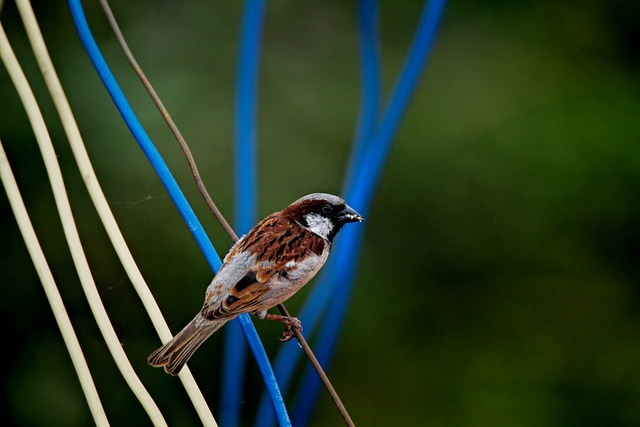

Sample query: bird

[148,193,363,376]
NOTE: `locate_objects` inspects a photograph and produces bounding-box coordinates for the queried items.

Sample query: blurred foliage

[1,0,639,426]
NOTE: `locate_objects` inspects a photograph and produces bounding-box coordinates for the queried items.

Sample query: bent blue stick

[66,0,290,425]
[293,1,447,424]
[344,0,382,192]
[221,0,267,425]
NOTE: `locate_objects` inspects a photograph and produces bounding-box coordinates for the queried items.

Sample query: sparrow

[148,193,363,375]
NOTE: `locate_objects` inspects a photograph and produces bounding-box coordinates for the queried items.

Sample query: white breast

[258,246,330,309]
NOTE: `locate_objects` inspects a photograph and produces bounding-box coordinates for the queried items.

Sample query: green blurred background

[1,0,639,425]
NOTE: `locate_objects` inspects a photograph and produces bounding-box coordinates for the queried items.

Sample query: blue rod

[293,0,447,423]
[343,0,382,192]
[291,228,364,425]
[220,321,247,427]
[221,0,267,425]
[66,1,290,425]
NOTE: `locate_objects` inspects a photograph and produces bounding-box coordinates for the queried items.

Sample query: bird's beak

[339,204,364,223]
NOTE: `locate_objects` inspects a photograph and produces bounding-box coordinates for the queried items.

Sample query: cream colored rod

[12,1,217,424]
[0,139,110,427]
[0,22,167,426]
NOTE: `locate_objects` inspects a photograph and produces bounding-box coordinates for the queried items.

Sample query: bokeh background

[1,0,640,425]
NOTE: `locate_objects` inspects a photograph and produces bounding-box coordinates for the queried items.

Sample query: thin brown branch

[97,0,237,242]
[98,1,355,425]
[276,303,356,427]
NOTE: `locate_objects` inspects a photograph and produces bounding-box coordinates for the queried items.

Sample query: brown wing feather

[203,213,325,320]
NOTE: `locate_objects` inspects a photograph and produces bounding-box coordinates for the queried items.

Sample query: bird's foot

[263,313,302,342]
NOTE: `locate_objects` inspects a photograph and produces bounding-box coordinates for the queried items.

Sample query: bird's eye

[321,204,333,215]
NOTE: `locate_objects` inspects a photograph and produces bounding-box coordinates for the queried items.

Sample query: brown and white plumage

[148,193,363,375]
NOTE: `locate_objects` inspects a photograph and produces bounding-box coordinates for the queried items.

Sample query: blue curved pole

[221,0,267,425]
[293,1,447,424]
[66,1,290,425]
[344,0,382,192]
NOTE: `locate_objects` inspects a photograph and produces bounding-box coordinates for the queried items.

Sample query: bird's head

[282,193,363,242]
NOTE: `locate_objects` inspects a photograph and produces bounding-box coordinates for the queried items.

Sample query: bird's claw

[279,317,302,342]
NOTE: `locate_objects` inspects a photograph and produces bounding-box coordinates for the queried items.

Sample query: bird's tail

[148,315,226,376]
